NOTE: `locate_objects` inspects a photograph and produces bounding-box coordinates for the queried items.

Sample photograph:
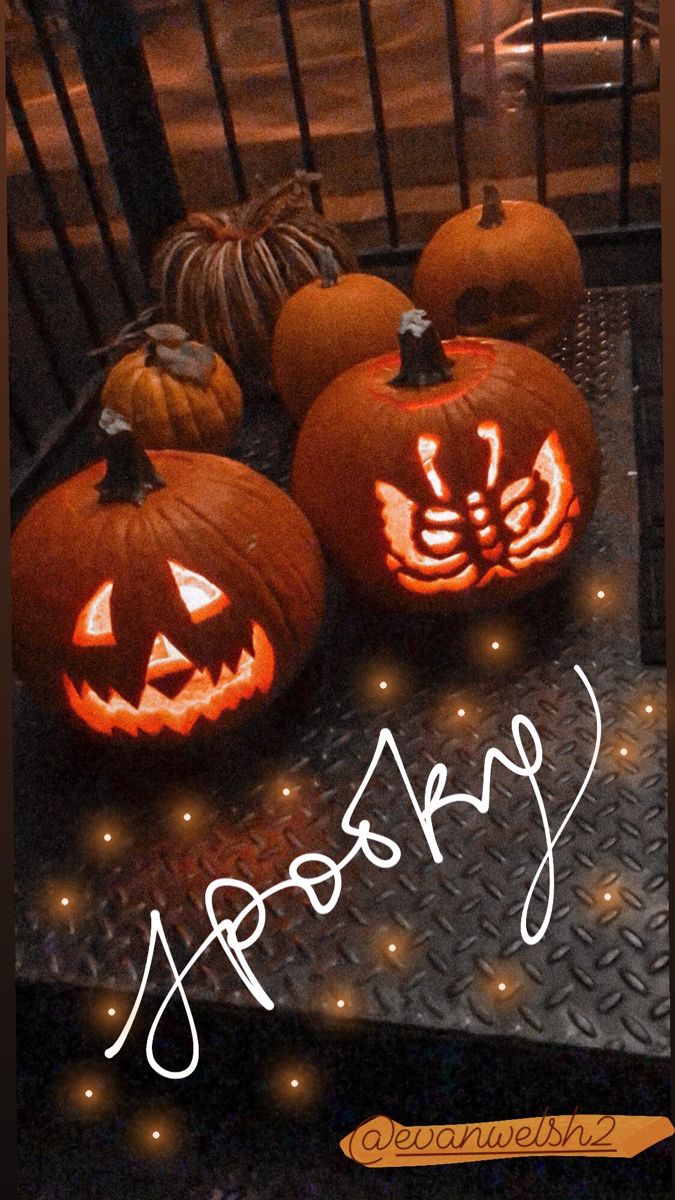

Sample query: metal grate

[13,289,668,1059]
[7,0,661,497]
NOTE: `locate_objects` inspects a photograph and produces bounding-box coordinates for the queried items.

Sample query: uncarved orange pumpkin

[101,324,242,451]
[152,171,357,394]
[271,249,412,423]
[292,309,599,612]
[413,186,584,353]
[12,412,325,741]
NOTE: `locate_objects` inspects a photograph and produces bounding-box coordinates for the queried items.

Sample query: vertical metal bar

[7,221,76,414]
[6,64,103,345]
[275,0,323,212]
[64,0,185,275]
[530,0,548,205]
[480,0,498,125]
[357,0,398,247]
[442,0,470,210]
[192,0,248,203]
[619,0,635,226]
[22,0,137,319]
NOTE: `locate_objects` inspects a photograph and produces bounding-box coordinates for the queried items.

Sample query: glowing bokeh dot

[619,747,628,757]
[84,1089,93,1099]
[183,812,191,822]
[603,892,613,902]
[491,641,500,651]
[290,1078,299,1089]
[645,704,653,714]
[152,1131,161,1141]
[336,999,345,1009]
[387,943,397,953]
[60,897,69,907]
[379,681,388,690]
[282,787,291,797]
[596,589,606,600]
[457,708,466,718]
[107,1007,116,1017]
[497,982,507,993]
[103,833,112,843]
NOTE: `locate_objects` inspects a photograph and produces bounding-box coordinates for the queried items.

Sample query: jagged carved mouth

[63,622,275,737]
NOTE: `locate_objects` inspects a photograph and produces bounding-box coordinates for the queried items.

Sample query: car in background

[461,7,659,108]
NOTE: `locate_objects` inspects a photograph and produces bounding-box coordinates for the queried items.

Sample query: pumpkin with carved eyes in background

[271,248,412,423]
[100,323,242,452]
[292,309,599,612]
[413,185,584,354]
[11,412,325,741]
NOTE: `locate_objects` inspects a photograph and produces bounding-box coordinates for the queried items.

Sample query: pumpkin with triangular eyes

[413,185,584,353]
[11,413,325,741]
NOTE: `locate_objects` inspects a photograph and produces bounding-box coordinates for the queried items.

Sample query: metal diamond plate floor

[14,287,668,1059]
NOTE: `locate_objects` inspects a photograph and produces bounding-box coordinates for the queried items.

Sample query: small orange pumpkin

[12,411,325,741]
[101,324,242,451]
[413,185,584,353]
[271,249,412,423]
[292,310,599,612]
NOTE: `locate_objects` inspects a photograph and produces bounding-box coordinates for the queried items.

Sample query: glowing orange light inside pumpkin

[63,563,275,737]
[477,421,502,488]
[73,580,115,646]
[64,623,274,737]
[167,561,228,622]
[375,423,581,595]
[417,434,449,500]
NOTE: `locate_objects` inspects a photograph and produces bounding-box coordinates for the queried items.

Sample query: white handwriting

[106,664,601,1079]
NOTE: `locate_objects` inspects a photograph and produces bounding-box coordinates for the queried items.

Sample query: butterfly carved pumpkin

[12,413,325,740]
[292,310,599,612]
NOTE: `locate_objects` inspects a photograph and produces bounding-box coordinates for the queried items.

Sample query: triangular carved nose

[145,633,192,682]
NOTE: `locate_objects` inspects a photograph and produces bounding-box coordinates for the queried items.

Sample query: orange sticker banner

[340,1112,674,1167]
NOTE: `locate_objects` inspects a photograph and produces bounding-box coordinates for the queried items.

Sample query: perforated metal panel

[14,288,668,1058]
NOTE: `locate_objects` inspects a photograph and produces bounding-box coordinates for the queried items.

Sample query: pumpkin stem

[143,323,190,366]
[317,246,341,288]
[390,310,453,388]
[97,409,165,506]
[185,212,246,242]
[478,184,506,229]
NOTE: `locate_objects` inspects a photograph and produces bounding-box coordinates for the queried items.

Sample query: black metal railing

[7,0,661,506]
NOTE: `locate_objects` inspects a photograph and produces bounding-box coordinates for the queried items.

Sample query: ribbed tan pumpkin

[152,172,358,393]
[101,324,242,451]
[413,185,584,353]
[271,248,412,423]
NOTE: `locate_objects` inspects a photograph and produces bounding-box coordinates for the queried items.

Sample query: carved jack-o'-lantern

[413,186,584,353]
[63,561,276,737]
[292,310,599,612]
[12,412,325,740]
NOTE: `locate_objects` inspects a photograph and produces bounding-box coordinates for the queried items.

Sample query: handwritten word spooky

[106,664,601,1079]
